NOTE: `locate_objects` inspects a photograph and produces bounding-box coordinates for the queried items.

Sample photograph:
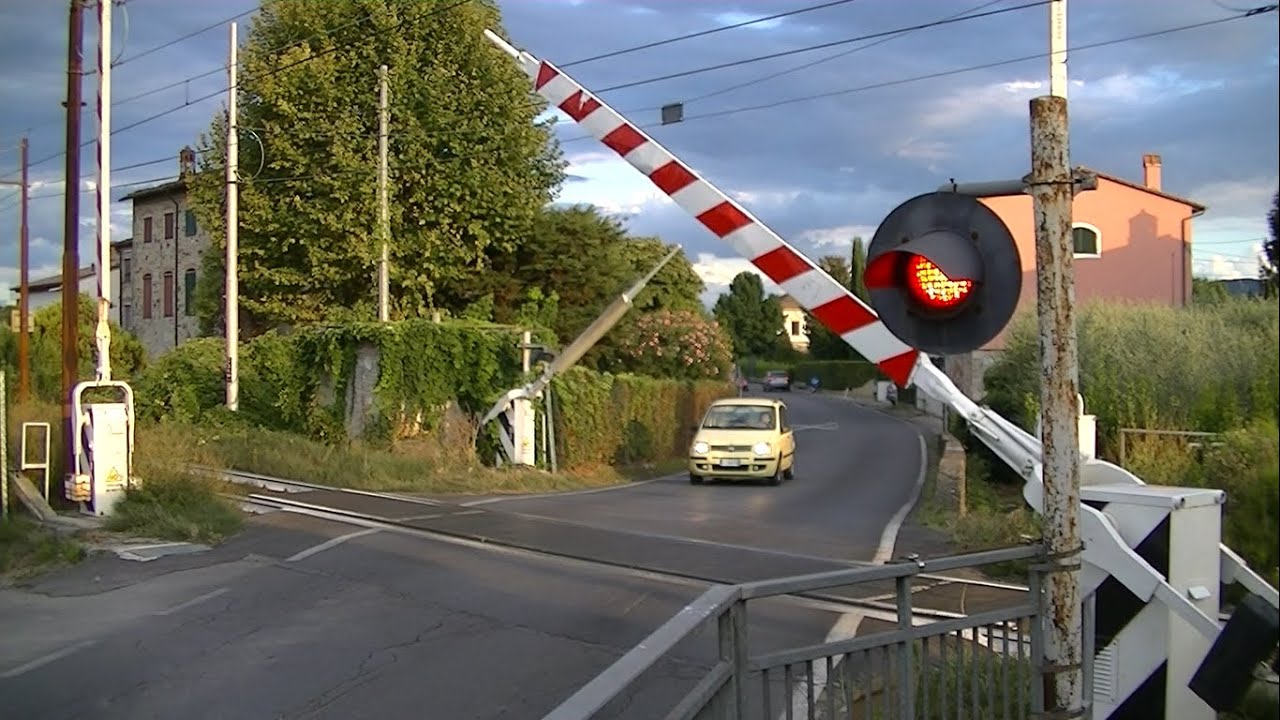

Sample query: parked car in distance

[762,370,791,392]
[687,397,796,485]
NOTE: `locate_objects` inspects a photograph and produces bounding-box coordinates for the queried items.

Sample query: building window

[163,271,174,317]
[122,257,131,284]
[122,303,132,330]
[184,209,198,236]
[143,217,153,243]
[184,269,197,316]
[790,320,801,336]
[142,274,152,318]
[1072,223,1101,257]
[164,212,175,240]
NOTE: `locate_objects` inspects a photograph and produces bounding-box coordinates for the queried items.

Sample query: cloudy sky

[1,0,1276,306]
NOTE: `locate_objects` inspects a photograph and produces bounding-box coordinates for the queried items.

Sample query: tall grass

[982,298,1279,584]
[984,299,1279,450]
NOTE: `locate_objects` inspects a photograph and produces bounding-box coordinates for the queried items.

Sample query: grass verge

[0,516,86,581]
[915,436,1041,580]
[138,421,679,496]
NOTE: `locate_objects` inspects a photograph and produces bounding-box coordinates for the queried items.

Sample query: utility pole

[1031,0,1083,717]
[0,138,29,401]
[225,21,239,411]
[62,0,85,478]
[377,64,390,322]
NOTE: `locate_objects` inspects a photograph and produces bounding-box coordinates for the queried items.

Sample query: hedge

[129,320,735,471]
[549,366,735,468]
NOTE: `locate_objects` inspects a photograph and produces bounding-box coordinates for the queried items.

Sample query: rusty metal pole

[1029,93,1084,718]
[62,0,86,482]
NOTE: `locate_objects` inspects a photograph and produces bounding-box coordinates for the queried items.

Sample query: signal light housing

[864,192,1023,356]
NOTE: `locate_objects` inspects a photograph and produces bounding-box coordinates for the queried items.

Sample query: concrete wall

[128,193,212,358]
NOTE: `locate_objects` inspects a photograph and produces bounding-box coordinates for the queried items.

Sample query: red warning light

[904,254,973,311]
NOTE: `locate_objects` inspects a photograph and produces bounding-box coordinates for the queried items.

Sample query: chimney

[1142,153,1162,191]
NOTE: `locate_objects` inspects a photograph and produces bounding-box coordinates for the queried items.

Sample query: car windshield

[701,405,777,430]
[766,371,787,378]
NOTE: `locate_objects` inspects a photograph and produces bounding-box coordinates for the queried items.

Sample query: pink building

[946,153,1206,398]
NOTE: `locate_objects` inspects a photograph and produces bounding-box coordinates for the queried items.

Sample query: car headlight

[692,441,709,455]
[752,441,772,456]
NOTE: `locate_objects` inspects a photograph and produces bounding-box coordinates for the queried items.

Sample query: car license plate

[720,458,742,468]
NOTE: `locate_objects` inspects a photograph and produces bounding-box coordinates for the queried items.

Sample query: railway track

[204,466,1032,621]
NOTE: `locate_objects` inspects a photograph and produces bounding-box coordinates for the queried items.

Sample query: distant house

[945,153,1207,399]
[7,259,125,332]
[118,152,212,359]
[777,294,809,352]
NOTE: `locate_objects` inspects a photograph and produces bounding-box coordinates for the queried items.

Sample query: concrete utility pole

[93,0,113,383]
[62,0,85,478]
[225,21,239,411]
[1031,0,1084,716]
[0,138,30,401]
[377,64,390,322]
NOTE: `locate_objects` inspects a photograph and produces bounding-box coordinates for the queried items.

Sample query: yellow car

[688,397,796,485]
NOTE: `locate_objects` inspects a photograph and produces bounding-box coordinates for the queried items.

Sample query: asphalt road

[1,391,937,719]
[459,388,927,563]
[1,512,849,720]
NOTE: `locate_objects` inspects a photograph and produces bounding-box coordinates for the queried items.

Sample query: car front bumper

[688,453,781,479]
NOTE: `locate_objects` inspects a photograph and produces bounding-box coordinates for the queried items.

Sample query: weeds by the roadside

[140,420,658,496]
[0,517,85,579]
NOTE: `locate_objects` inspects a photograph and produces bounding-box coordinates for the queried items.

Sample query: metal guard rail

[543,544,1044,720]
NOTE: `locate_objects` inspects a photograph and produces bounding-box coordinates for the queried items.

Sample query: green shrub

[790,360,883,390]
[551,367,734,469]
[984,299,1279,456]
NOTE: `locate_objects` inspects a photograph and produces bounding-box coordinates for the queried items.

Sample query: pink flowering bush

[616,309,734,381]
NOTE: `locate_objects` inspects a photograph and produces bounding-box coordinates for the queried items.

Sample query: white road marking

[0,640,96,679]
[785,397,929,718]
[286,528,380,562]
[873,432,929,565]
[152,587,231,616]
[793,422,839,431]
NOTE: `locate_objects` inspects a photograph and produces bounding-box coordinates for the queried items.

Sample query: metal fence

[544,545,1048,720]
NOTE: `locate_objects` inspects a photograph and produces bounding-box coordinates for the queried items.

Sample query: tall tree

[805,255,856,360]
[713,271,783,358]
[187,0,564,335]
[617,237,706,315]
[849,236,869,302]
[1264,189,1279,297]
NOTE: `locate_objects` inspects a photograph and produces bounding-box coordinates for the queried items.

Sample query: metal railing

[544,545,1047,720]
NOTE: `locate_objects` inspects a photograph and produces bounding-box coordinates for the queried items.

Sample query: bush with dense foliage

[984,300,1279,453]
[611,309,734,381]
[980,298,1279,582]
[549,367,735,468]
[0,294,146,403]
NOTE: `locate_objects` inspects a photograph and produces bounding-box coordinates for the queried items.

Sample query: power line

[560,0,861,67]
[581,7,1277,131]
[594,0,1051,93]
[116,8,257,67]
[681,0,1009,105]
[20,0,477,174]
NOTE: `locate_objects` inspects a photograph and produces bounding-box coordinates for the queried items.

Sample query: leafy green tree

[18,295,147,403]
[187,0,564,336]
[617,237,705,315]
[805,255,857,360]
[849,236,869,302]
[713,272,783,358]
[1192,277,1230,305]
[1264,189,1278,298]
